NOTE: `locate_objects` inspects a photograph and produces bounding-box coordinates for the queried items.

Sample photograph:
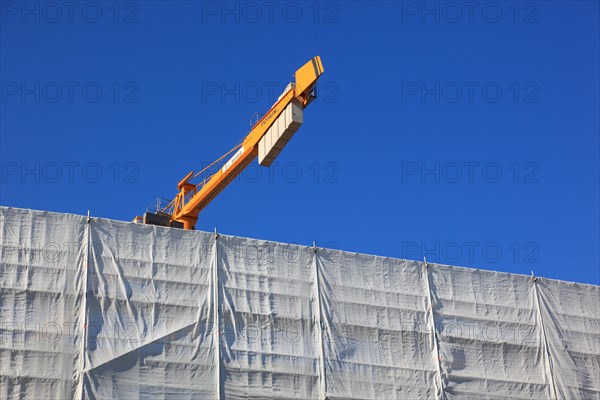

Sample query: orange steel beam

[171,56,324,229]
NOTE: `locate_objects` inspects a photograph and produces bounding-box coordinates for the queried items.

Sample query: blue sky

[1,1,598,284]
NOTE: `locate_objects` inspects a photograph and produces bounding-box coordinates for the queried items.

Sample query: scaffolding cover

[0,206,599,399]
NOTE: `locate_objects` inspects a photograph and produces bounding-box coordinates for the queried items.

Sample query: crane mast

[136,56,324,230]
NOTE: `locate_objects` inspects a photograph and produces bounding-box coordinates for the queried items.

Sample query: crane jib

[260,108,278,127]
[135,56,324,230]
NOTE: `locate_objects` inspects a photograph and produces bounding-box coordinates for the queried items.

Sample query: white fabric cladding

[1,206,599,399]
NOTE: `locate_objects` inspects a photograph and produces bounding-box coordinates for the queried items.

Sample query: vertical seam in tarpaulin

[76,217,91,399]
[532,277,558,399]
[312,247,327,399]
[213,232,222,400]
[423,261,446,400]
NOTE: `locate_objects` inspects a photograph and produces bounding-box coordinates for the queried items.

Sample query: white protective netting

[317,249,440,399]
[428,265,552,399]
[82,218,218,399]
[1,206,599,399]
[0,208,86,400]
[218,235,320,399]
[536,278,600,398]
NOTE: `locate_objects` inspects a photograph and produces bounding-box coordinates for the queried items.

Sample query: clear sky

[1,1,598,284]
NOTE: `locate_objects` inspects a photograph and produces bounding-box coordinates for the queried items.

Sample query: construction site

[1,206,599,399]
[1,57,599,399]
[2,2,600,397]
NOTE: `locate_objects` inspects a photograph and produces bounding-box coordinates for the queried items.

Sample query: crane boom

[137,56,324,230]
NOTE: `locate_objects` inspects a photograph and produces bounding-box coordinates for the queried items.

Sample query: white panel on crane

[258,101,303,167]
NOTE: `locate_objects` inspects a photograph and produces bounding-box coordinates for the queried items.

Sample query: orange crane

[134,56,324,229]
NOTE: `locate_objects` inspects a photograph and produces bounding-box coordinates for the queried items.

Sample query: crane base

[143,212,184,229]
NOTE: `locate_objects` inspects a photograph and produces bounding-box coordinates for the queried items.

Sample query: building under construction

[1,206,598,399]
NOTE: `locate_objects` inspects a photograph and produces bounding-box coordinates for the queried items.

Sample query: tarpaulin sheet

[1,206,599,399]
[82,218,218,399]
[0,208,86,399]
[536,278,600,398]
[317,249,440,399]
[428,265,551,399]
[218,235,320,399]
